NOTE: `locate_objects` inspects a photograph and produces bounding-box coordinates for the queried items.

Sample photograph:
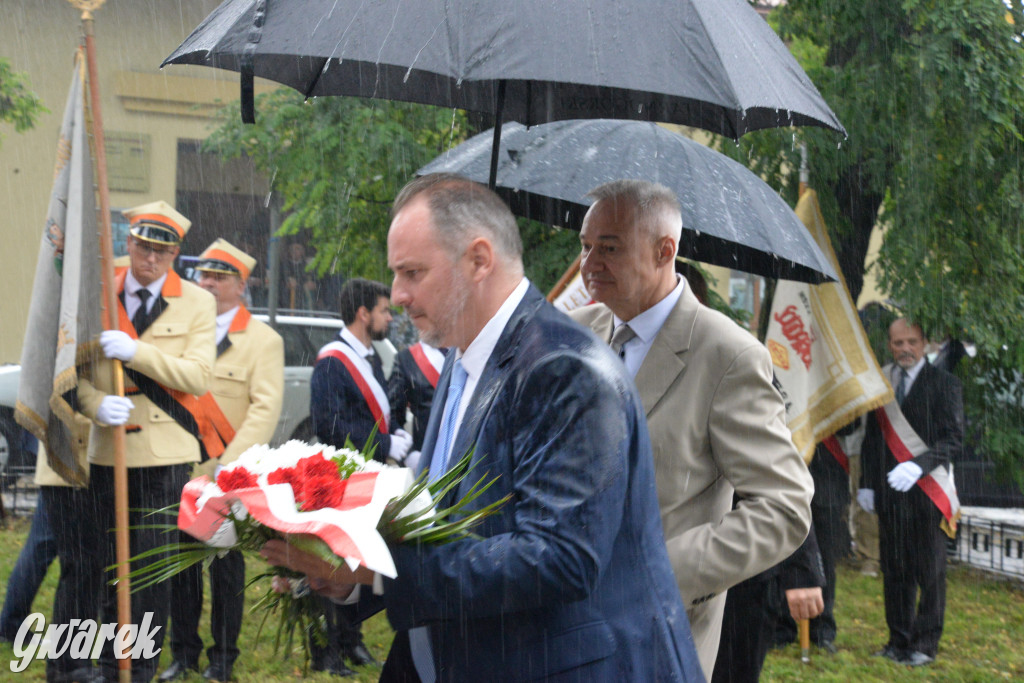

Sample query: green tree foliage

[729,1,1024,485]
[204,90,582,295]
[0,57,45,144]
[203,91,468,282]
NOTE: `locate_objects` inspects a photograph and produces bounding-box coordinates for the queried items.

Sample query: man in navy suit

[311,277,414,464]
[310,277,415,673]
[264,174,704,682]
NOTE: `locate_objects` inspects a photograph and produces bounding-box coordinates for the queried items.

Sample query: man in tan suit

[161,240,284,683]
[569,180,814,678]
[77,200,215,683]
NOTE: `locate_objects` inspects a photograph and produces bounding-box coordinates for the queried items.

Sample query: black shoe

[344,642,379,667]
[158,660,200,681]
[872,645,904,662]
[311,654,357,678]
[902,651,935,667]
[202,662,233,681]
[47,666,104,683]
[817,640,838,655]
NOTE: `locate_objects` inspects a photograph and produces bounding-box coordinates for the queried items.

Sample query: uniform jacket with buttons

[78,269,215,467]
[193,307,284,479]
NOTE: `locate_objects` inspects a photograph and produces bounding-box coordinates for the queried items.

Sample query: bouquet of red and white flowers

[126,439,504,659]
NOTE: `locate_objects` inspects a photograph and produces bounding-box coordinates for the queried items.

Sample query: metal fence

[952,515,1024,580]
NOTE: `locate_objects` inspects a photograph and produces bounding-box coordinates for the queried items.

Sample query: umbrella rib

[303,58,331,100]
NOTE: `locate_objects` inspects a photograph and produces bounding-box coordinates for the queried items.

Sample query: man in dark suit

[858,318,964,667]
[310,277,413,674]
[311,278,413,464]
[387,339,444,455]
[263,173,704,682]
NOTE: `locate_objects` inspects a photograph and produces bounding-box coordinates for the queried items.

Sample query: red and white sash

[821,435,850,474]
[409,342,444,389]
[317,341,391,434]
[873,369,960,536]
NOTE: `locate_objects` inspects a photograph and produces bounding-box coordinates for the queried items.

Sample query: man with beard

[310,277,413,674]
[858,318,963,667]
[263,173,704,682]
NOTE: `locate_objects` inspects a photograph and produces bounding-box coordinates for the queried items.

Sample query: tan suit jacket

[571,285,813,677]
[194,308,284,479]
[79,270,216,467]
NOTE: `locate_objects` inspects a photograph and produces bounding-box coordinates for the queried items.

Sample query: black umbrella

[418,120,838,284]
[162,0,845,185]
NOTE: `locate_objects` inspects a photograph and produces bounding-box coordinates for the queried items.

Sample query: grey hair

[392,173,523,269]
[586,179,683,244]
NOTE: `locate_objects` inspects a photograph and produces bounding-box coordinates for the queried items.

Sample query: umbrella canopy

[418,120,838,284]
[162,0,845,139]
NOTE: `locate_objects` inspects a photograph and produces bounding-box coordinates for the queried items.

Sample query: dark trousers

[44,484,105,677]
[310,598,366,666]
[711,574,782,683]
[878,490,947,657]
[91,463,191,683]
[168,540,244,669]
[809,503,846,644]
[0,490,57,639]
[380,629,420,683]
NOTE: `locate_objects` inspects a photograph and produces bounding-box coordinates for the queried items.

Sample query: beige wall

[0,0,275,363]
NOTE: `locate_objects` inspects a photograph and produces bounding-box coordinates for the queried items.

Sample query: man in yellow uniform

[160,240,284,683]
[77,200,215,683]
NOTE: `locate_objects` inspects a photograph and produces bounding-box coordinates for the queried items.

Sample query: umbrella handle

[488,80,507,190]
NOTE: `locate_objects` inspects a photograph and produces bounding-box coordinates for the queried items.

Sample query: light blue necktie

[427,359,468,482]
[413,359,467,683]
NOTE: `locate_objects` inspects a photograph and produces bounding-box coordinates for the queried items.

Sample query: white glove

[403,450,422,472]
[887,460,924,492]
[856,488,875,513]
[389,428,413,463]
[96,395,134,426]
[100,330,138,361]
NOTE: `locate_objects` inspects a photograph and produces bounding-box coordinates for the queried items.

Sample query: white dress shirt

[442,277,530,457]
[613,275,686,378]
[894,356,926,397]
[215,305,240,345]
[123,271,166,322]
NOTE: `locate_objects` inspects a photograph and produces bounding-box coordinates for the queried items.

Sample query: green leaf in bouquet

[379,449,511,545]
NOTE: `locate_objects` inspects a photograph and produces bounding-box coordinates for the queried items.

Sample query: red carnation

[267,466,301,489]
[216,467,257,492]
[297,475,348,511]
[297,454,339,480]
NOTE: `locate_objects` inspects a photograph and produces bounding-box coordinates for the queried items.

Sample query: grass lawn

[2,514,1022,682]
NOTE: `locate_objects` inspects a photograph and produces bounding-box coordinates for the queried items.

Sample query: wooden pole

[798,618,811,663]
[76,2,132,680]
[796,138,812,665]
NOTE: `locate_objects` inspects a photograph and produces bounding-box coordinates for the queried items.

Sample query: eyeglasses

[133,241,176,259]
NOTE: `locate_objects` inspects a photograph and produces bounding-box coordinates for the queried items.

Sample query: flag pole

[793,139,812,661]
[73,2,133,680]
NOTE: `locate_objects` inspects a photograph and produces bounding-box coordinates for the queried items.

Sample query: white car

[0,364,32,488]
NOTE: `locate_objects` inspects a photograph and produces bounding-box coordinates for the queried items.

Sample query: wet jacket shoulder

[381,285,704,682]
